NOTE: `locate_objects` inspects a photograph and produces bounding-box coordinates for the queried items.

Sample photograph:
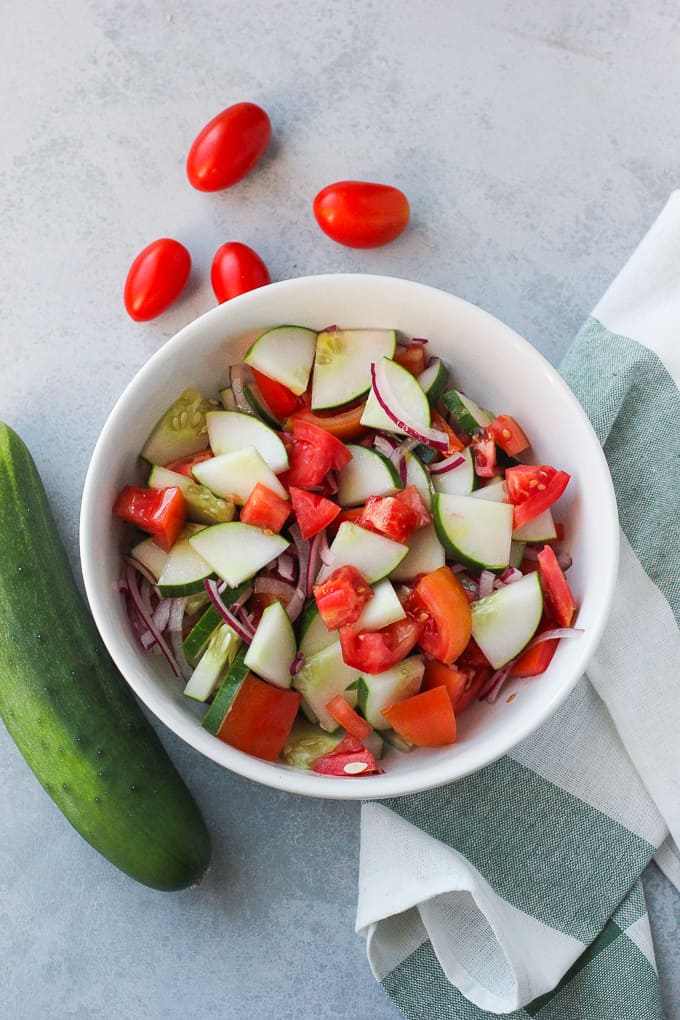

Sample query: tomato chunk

[289,486,340,540]
[113,485,185,551]
[421,658,487,714]
[487,414,530,456]
[471,428,497,478]
[510,469,571,531]
[382,686,457,747]
[285,399,368,442]
[509,634,559,678]
[282,419,352,488]
[339,617,422,674]
[537,544,576,627]
[312,735,379,776]
[325,695,373,740]
[165,451,213,478]
[395,485,432,529]
[216,672,300,761]
[394,343,426,376]
[405,566,472,664]
[251,367,300,419]
[239,483,291,533]
[430,409,466,455]
[313,565,373,631]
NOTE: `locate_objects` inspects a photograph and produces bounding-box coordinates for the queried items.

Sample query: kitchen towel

[357,192,680,1018]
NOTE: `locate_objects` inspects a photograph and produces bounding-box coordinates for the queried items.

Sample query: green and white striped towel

[357,193,680,1019]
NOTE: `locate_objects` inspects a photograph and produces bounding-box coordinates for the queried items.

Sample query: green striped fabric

[359,198,680,1019]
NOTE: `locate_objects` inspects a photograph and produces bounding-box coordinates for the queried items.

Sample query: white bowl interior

[80,274,619,799]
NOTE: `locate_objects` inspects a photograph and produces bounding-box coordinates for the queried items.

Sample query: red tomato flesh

[289,486,340,541]
[313,180,410,249]
[487,414,530,457]
[286,400,369,442]
[312,735,379,776]
[251,368,300,419]
[509,635,559,678]
[394,343,426,376]
[113,485,186,552]
[510,469,571,531]
[165,451,213,478]
[283,419,352,488]
[186,102,271,191]
[421,659,488,714]
[239,483,291,533]
[537,544,577,627]
[471,428,497,479]
[339,617,423,674]
[325,696,373,740]
[382,685,457,747]
[313,565,373,631]
[210,242,270,303]
[216,672,300,761]
[406,567,472,664]
[124,238,191,322]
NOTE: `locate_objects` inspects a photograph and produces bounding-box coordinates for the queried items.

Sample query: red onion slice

[229,363,255,414]
[125,554,159,586]
[125,564,180,677]
[254,576,297,604]
[152,598,172,633]
[204,579,254,644]
[429,453,465,476]
[478,570,495,599]
[277,552,296,582]
[370,362,449,451]
[524,627,584,650]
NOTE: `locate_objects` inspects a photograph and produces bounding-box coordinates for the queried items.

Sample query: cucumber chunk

[354,579,406,631]
[182,605,222,661]
[442,389,493,435]
[292,639,360,732]
[192,446,288,504]
[130,535,169,583]
[336,444,401,507]
[356,655,425,729]
[244,326,317,396]
[311,329,396,410]
[201,647,250,735]
[470,572,543,669]
[417,357,449,403]
[432,492,513,570]
[156,526,214,597]
[189,522,289,588]
[281,718,345,770]
[390,523,445,581]
[206,410,289,473]
[431,446,477,496]
[298,602,335,658]
[404,449,433,509]
[183,623,240,702]
[147,464,236,525]
[244,600,297,689]
[360,357,431,436]
[471,478,507,503]
[141,388,211,466]
[318,521,408,585]
[512,508,557,542]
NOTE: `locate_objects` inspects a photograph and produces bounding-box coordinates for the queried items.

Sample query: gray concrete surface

[1,2,678,1017]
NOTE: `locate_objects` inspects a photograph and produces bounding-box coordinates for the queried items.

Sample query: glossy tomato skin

[313,181,410,248]
[186,102,271,191]
[210,242,271,303]
[123,238,191,321]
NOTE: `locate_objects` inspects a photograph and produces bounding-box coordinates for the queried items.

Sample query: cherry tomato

[186,102,271,192]
[313,180,410,248]
[123,238,191,321]
[210,242,271,303]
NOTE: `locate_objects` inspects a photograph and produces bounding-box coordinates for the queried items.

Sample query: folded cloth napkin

[357,192,680,1019]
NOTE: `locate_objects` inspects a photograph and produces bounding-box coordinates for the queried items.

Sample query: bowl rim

[80,272,620,800]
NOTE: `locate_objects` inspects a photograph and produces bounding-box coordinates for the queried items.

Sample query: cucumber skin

[0,423,211,891]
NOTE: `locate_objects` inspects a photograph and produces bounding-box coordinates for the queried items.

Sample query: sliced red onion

[373,434,399,457]
[167,599,192,680]
[152,598,172,633]
[317,530,332,567]
[324,470,339,497]
[277,552,296,582]
[236,605,256,638]
[524,627,584,650]
[478,570,495,599]
[254,576,297,603]
[307,531,324,589]
[483,663,514,704]
[521,547,540,561]
[125,554,159,586]
[496,566,523,587]
[556,551,573,572]
[429,453,465,476]
[290,651,305,675]
[125,564,180,677]
[284,524,313,624]
[229,363,254,414]
[168,597,187,632]
[204,578,254,644]
[370,362,449,451]
[451,562,467,574]
[397,335,429,345]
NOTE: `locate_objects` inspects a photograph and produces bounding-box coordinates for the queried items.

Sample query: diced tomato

[509,468,571,530]
[405,566,472,664]
[471,428,497,478]
[281,418,352,488]
[457,637,492,670]
[382,685,457,747]
[325,695,373,740]
[216,672,301,761]
[421,658,487,714]
[164,450,213,478]
[326,505,365,539]
[359,494,419,544]
[239,482,291,533]
[251,367,300,419]
[339,617,423,674]
[430,408,466,455]
[312,735,380,776]
[313,565,373,631]
[113,485,186,551]
[285,399,369,442]
[487,414,530,456]
[395,485,432,529]
[289,486,340,540]
[509,634,558,678]
[394,342,426,376]
[537,544,576,627]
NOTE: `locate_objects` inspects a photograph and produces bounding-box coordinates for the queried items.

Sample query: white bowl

[80,274,619,800]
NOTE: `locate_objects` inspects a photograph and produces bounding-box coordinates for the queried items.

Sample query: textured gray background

[1,1,678,1018]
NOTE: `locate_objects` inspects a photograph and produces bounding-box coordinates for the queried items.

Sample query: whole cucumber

[0,422,211,890]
